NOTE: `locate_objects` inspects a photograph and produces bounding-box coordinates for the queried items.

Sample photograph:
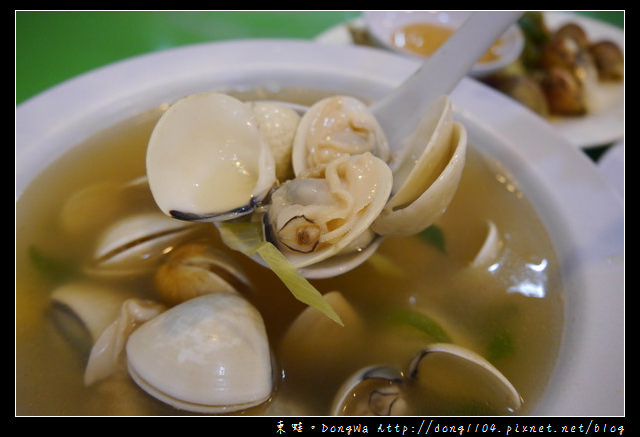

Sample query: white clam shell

[469,220,503,268]
[279,291,365,373]
[86,212,195,278]
[84,298,166,386]
[146,93,276,221]
[372,96,467,236]
[407,343,522,413]
[291,95,390,178]
[50,281,130,342]
[126,293,273,413]
[330,365,407,416]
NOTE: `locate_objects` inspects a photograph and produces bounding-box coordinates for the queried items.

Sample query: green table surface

[15,11,623,106]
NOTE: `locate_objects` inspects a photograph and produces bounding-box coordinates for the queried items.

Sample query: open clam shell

[407,343,522,413]
[50,281,131,343]
[86,212,196,278]
[264,152,393,269]
[468,220,503,268]
[146,93,276,222]
[372,96,467,236]
[330,365,408,416]
[126,293,273,414]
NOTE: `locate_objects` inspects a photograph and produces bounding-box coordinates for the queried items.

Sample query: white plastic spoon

[371,11,523,152]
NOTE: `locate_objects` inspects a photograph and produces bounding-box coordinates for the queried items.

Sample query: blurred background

[15,11,623,105]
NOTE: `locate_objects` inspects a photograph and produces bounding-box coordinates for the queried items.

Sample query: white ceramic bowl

[364,11,524,77]
[16,39,623,416]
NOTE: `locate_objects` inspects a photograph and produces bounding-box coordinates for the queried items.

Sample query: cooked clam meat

[265,152,392,268]
[250,101,301,182]
[154,242,251,305]
[291,95,390,177]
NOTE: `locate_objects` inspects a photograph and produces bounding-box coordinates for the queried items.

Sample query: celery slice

[217,222,343,326]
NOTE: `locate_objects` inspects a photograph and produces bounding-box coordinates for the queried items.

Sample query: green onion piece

[217,221,264,255]
[388,308,451,343]
[255,242,343,326]
[28,245,77,283]
[217,222,343,326]
[419,224,446,253]
[487,329,515,362]
[366,252,404,277]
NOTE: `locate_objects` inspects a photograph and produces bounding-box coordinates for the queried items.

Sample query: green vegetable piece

[217,221,343,326]
[487,329,515,362]
[389,308,451,343]
[419,224,446,253]
[366,252,404,277]
[28,245,76,283]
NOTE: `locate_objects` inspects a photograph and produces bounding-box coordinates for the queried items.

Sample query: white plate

[315,11,625,149]
[598,139,624,199]
[543,12,625,148]
[16,39,624,416]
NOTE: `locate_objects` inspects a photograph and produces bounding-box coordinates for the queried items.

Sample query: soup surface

[15,89,564,416]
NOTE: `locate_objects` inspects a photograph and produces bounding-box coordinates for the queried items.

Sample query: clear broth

[15,90,564,416]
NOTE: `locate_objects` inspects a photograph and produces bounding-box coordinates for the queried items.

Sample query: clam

[84,298,167,386]
[291,95,390,178]
[125,293,273,413]
[279,291,366,378]
[330,343,521,416]
[59,176,151,236]
[372,96,468,236]
[145,91,467,278]
[406,343,522,414]
[146,93,276,222]
[50,281,131,344]
[264,152,392,268]
[330,366,408,416]
[250,101,301,182]
[154,242,252,305]
[86,212,196,278]
[468,220,503,268]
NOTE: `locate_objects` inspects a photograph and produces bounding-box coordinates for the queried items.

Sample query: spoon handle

[372,11,523,148]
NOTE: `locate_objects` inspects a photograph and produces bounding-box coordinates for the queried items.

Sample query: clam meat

[330,366,408,416]
[291,95,390,178]
[265,152,392,268]
[154,242,252,305]
[250,101,301,182]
